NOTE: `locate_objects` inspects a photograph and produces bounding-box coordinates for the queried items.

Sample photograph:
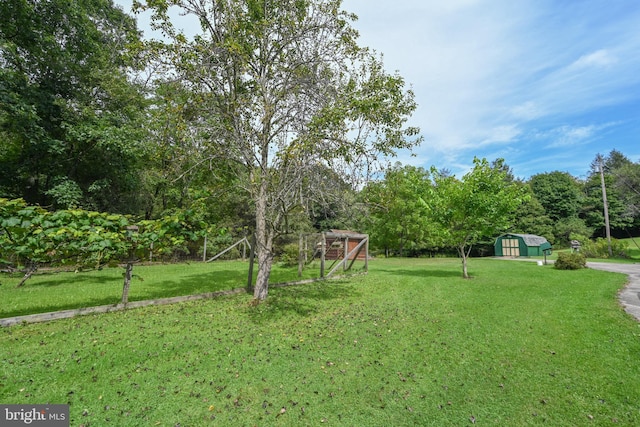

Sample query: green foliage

[581,238,628,259]
[44,178,84,209]
[599,150,640,233]
[360,164,435,256]
[554,252,587,270]
[554,216,592,246]
[431,158,530,277]
[583,155,634,235]
[0,0,147,212]
[512,194,556,243]
[278,243,301,268]
[529,171,583,221]
[0,198,207,285]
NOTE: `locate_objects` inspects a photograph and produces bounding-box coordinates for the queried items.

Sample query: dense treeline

[1,1,639,291]
[361,150,640,257]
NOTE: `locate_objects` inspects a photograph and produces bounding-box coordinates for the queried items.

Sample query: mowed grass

[0,260,338,318]
[2,258,640,426]
[622,238,640,260]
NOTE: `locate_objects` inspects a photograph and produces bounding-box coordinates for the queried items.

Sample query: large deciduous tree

[431,158,528,278]
[593,150,640,236]
[613,161,640,233]
[529,171,583,221]
[137,0,421,301]
[583,152,634,237]
[0,0,146,212]
[528,171,587,244]
[512,196,556,243]
[360,163,434,257]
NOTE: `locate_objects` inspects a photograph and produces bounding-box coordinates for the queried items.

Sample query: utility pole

[598,154,613,257]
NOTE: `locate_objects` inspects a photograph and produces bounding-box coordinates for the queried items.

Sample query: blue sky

[116,0,640,180]
[342,0,640,179]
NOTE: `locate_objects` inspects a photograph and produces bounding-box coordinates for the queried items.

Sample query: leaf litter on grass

[2,258,640,425]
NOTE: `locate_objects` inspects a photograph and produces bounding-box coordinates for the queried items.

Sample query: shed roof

[498,233,550,247]
[325,229,367,239]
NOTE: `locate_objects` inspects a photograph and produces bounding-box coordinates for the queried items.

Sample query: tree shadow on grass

[1,267,358,321]
[129,269,250,301]
[25,273,120,288]
[246,279,362,324]
[1,269,249,319]
[374,268,462,279]
[1,270,121,288]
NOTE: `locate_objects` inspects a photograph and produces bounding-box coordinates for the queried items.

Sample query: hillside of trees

[2,1,639,288]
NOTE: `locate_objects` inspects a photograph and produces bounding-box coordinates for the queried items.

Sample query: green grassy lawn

[2,258,640,426]
[622,238,640,260]
[0,260,344,318]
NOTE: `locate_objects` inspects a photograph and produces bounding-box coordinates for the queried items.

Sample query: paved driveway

[587,262,640,322]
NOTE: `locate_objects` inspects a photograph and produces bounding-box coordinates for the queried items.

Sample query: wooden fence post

[242,237,247,261]
[365,235,369,272]
[247,234,256,290]
[343,236,349,271]
[298,233,304,277]
[202,234,207,262]
[320,232,326,278]
[121,262,133,304]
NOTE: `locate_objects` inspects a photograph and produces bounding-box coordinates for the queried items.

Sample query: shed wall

[495,236,527,257]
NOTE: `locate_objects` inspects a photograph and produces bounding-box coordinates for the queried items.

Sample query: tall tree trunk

[461,254,469,279]
[253,179,274,301]
[254,245,273,300]
[458,245,469,279]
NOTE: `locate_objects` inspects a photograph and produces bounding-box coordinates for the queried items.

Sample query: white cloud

[345,0,640,177]
[547,125,598,148]
[479,125,522,146]
[569,49,618,70]
[510,102,545,121]
[539,121,621,148]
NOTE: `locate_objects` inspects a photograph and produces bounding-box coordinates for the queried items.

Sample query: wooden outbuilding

[324,230,368,260]
[302,230,368,279]
[494,233,552,257]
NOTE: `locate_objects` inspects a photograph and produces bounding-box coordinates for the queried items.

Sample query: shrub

[278,243,301,267]
[554,252,587,270]
[581,238,628,259]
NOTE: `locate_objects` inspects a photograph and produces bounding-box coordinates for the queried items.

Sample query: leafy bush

[278,243,301,267]
[581,238,628,259]
[554,252,587,270]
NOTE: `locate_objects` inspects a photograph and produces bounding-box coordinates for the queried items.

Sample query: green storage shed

[494,233,552,257]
